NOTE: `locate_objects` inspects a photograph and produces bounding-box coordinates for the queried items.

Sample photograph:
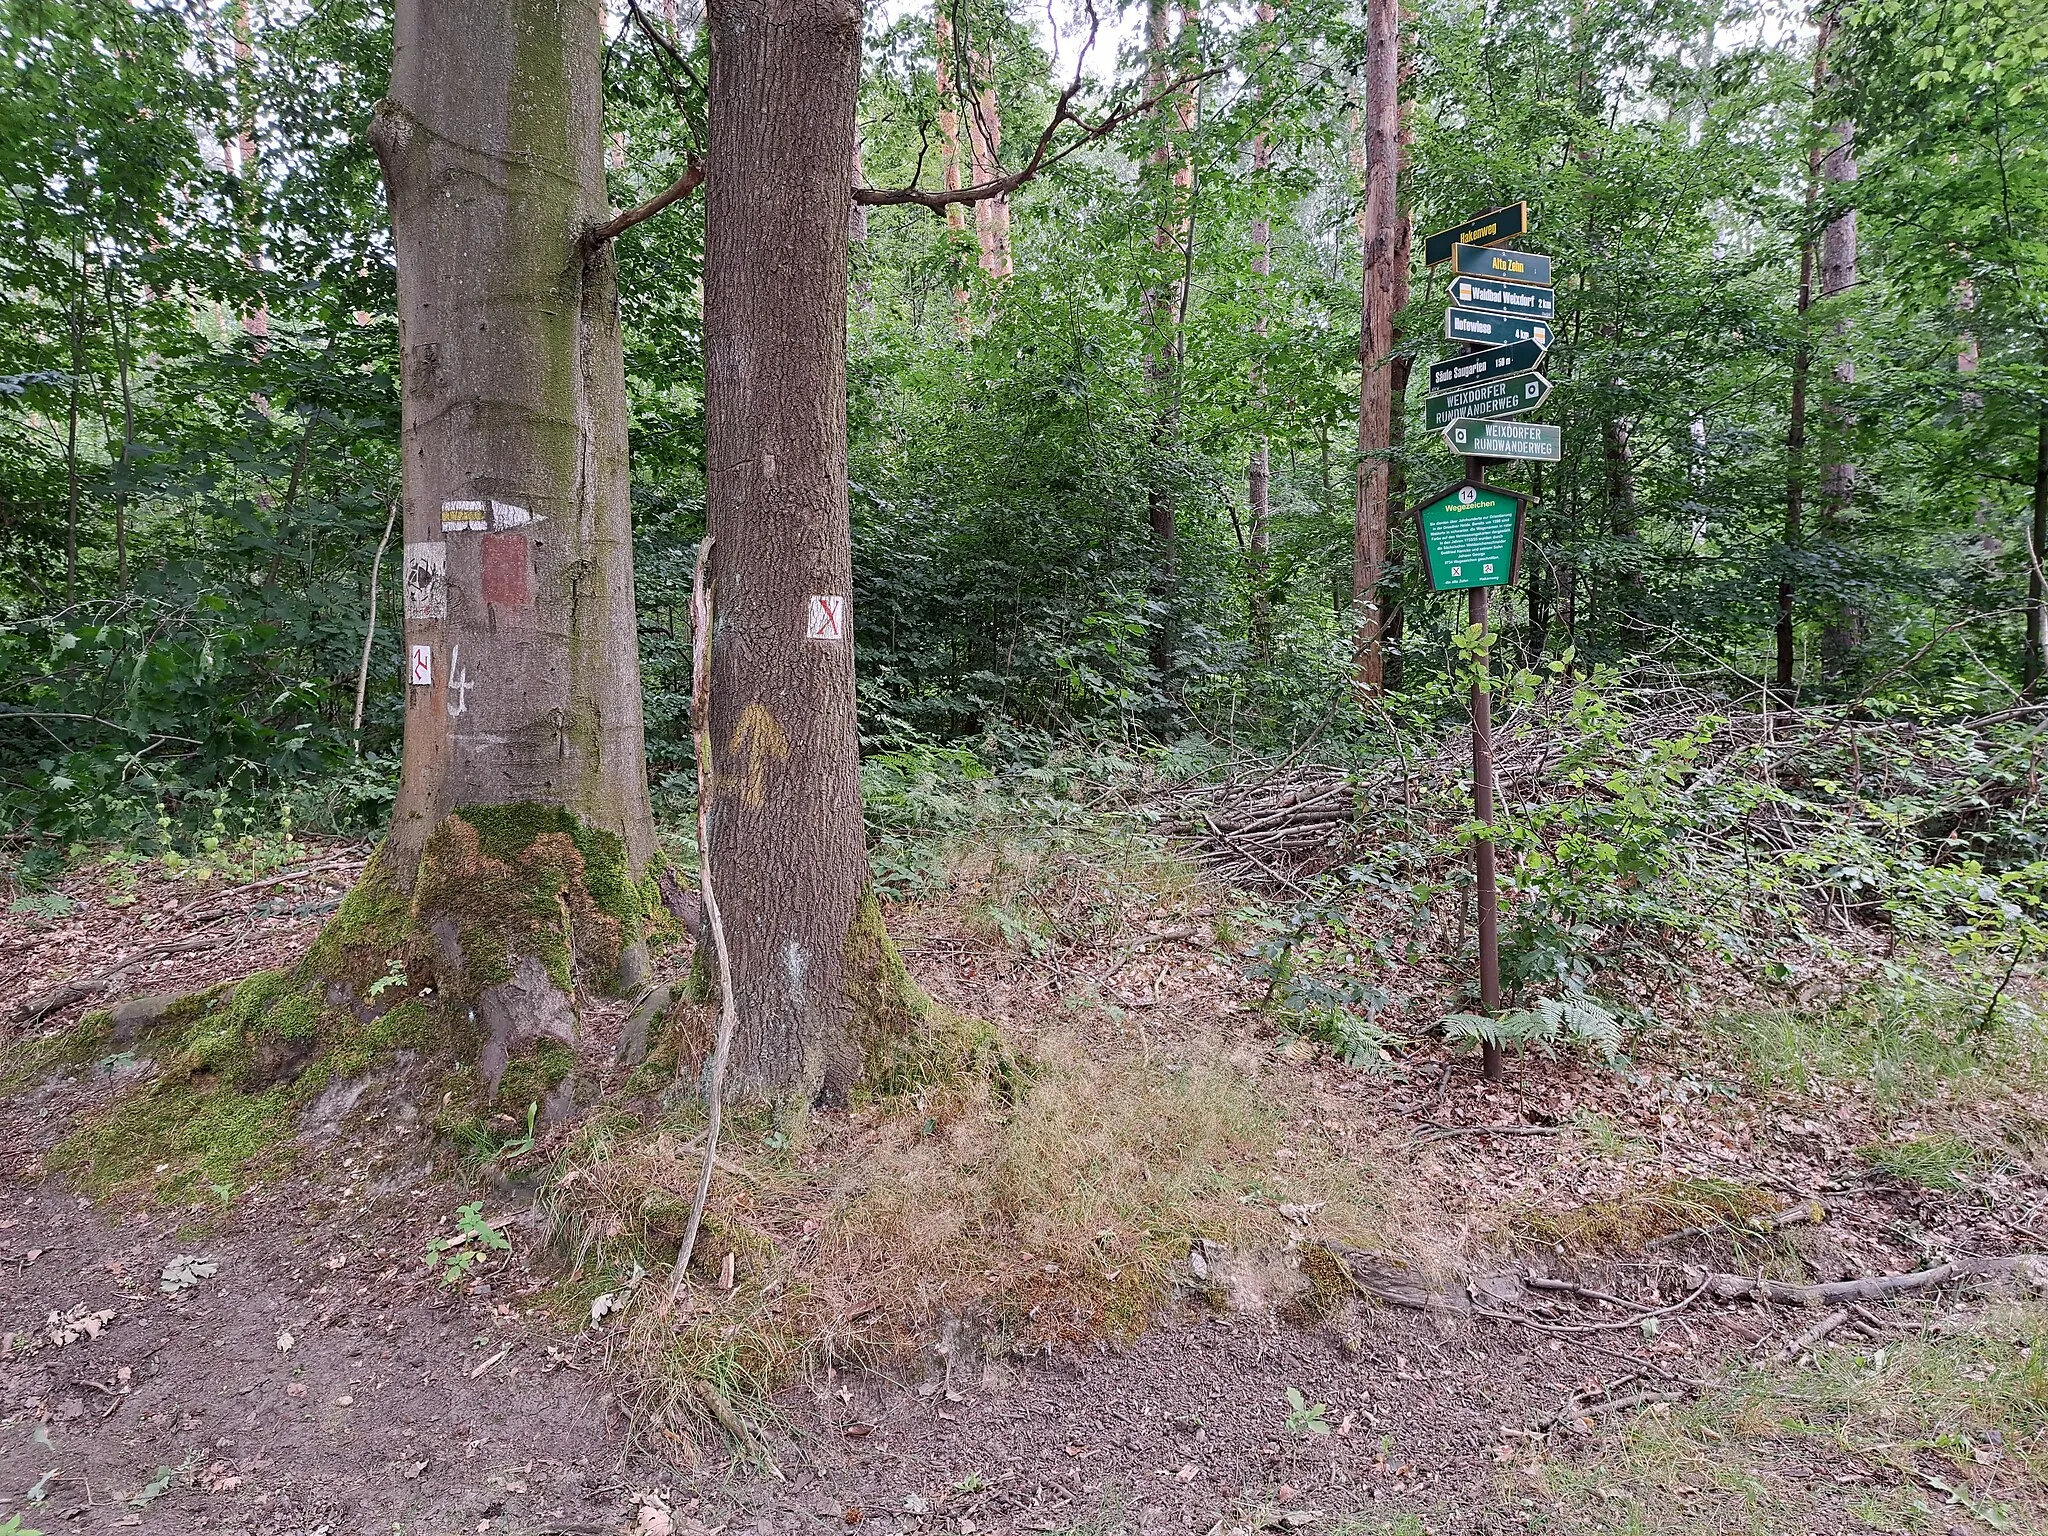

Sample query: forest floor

[1,830,2046,1536]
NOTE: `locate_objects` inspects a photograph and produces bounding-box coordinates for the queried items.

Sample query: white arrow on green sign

[1445,307,1552,349]
[1450,242,1552,286]
[1446,274,1556,320]
[1414,482,1525,592]
[1424,372,1551,431]
[1427,337,1546,394]
[1443,417,1562,462]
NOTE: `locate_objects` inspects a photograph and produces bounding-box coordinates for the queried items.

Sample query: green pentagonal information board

[1414,482,1524,592]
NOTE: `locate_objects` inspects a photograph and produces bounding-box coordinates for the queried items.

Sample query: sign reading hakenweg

[1422,202,1530,267]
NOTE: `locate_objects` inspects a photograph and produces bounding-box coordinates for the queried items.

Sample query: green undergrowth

[1714,975,2048,1113]
[1526,1297,2048,1534]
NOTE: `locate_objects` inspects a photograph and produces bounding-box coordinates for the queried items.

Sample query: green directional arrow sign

[1423,202,1529,267]
[1443,417,1563,462]
[1428,337,1546,394]
[1424,372,1551,431]
[1414,482,1524,592]
[1446,273,1556,320]
[1444,307,1552,350]
[1450,242,1552,286]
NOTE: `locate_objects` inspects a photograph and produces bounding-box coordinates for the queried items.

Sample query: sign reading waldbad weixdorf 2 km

[1443,417,1563,463]
[1424,371,1552,432]
[1446,271,1556,321]
[1415,482,1525,592]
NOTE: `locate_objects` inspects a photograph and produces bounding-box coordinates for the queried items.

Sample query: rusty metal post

[1467,454,1504,1083]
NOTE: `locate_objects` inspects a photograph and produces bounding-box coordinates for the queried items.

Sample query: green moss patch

[843,885,1025,1102]
[48,1076,297,1206]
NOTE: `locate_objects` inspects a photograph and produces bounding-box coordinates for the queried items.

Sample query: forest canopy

[2,0,2045,854]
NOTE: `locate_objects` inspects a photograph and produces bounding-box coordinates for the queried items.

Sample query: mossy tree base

[37,805,667,1205]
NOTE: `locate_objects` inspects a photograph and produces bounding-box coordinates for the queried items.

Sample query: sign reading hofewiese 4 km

[1446,273,1556,321]
[1422,202,1529,267]
[1424,372,1552,431]
[1444,308,1552,350]
[1449,243,1552,286]
[1427,337,1546,394]
[1443,418,1563,462]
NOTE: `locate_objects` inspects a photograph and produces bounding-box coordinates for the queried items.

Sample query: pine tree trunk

[934,10,973,329]
[964,41,1012,279]
[1352,0,1401,699]
[357,0,656,1104]
[703,0,910,1105]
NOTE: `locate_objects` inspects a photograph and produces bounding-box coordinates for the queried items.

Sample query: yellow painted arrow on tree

[728,700,789,810]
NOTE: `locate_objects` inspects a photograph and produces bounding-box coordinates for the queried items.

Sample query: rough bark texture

[368,0,655,987]
[1352,0,1401,698]
[934,10,973,327]
[2030,398,2048,692]
[703,0,873,1104]
[964,40,1013,279]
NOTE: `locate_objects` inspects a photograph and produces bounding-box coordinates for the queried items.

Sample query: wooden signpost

[1416,204,1567,1084]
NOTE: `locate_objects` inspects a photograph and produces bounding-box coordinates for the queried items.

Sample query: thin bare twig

[672,537,739,1299]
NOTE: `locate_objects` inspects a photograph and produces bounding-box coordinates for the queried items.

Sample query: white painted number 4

[807,595,847,642]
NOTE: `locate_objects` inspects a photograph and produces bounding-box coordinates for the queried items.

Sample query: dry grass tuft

[1512,1175,1779,1253]
[537,1035,1386,1459]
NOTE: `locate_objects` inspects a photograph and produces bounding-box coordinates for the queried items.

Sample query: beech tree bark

[358,0,656,1096]
[1142,0,1183,680]
[1352,0,1402,698]
[702,0,895,1104]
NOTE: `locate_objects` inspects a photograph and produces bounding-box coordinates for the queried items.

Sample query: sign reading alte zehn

[1415,482,1525,592]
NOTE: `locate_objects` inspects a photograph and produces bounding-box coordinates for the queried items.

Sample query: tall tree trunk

[934,10,972,329]
[1142,0,1181,681]
[231,0,268,345]
[964,40,1012,279]
[1352,0,1401,698]
[1245,0,1273,661]
[65,291,81,606]
[704,0,917,1104]
[1814,5,1859,674]
[2028,389,2048,693]
[356,0,656,1102]
[1779,110,1820,698]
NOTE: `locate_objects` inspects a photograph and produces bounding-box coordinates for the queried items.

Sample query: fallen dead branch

[1774,1306,1850,1361]
[1682,1254,2048,1307]
[1537,1385,1685,1433]
[11,931,237,1023]
[1410,1122,1566,1146]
